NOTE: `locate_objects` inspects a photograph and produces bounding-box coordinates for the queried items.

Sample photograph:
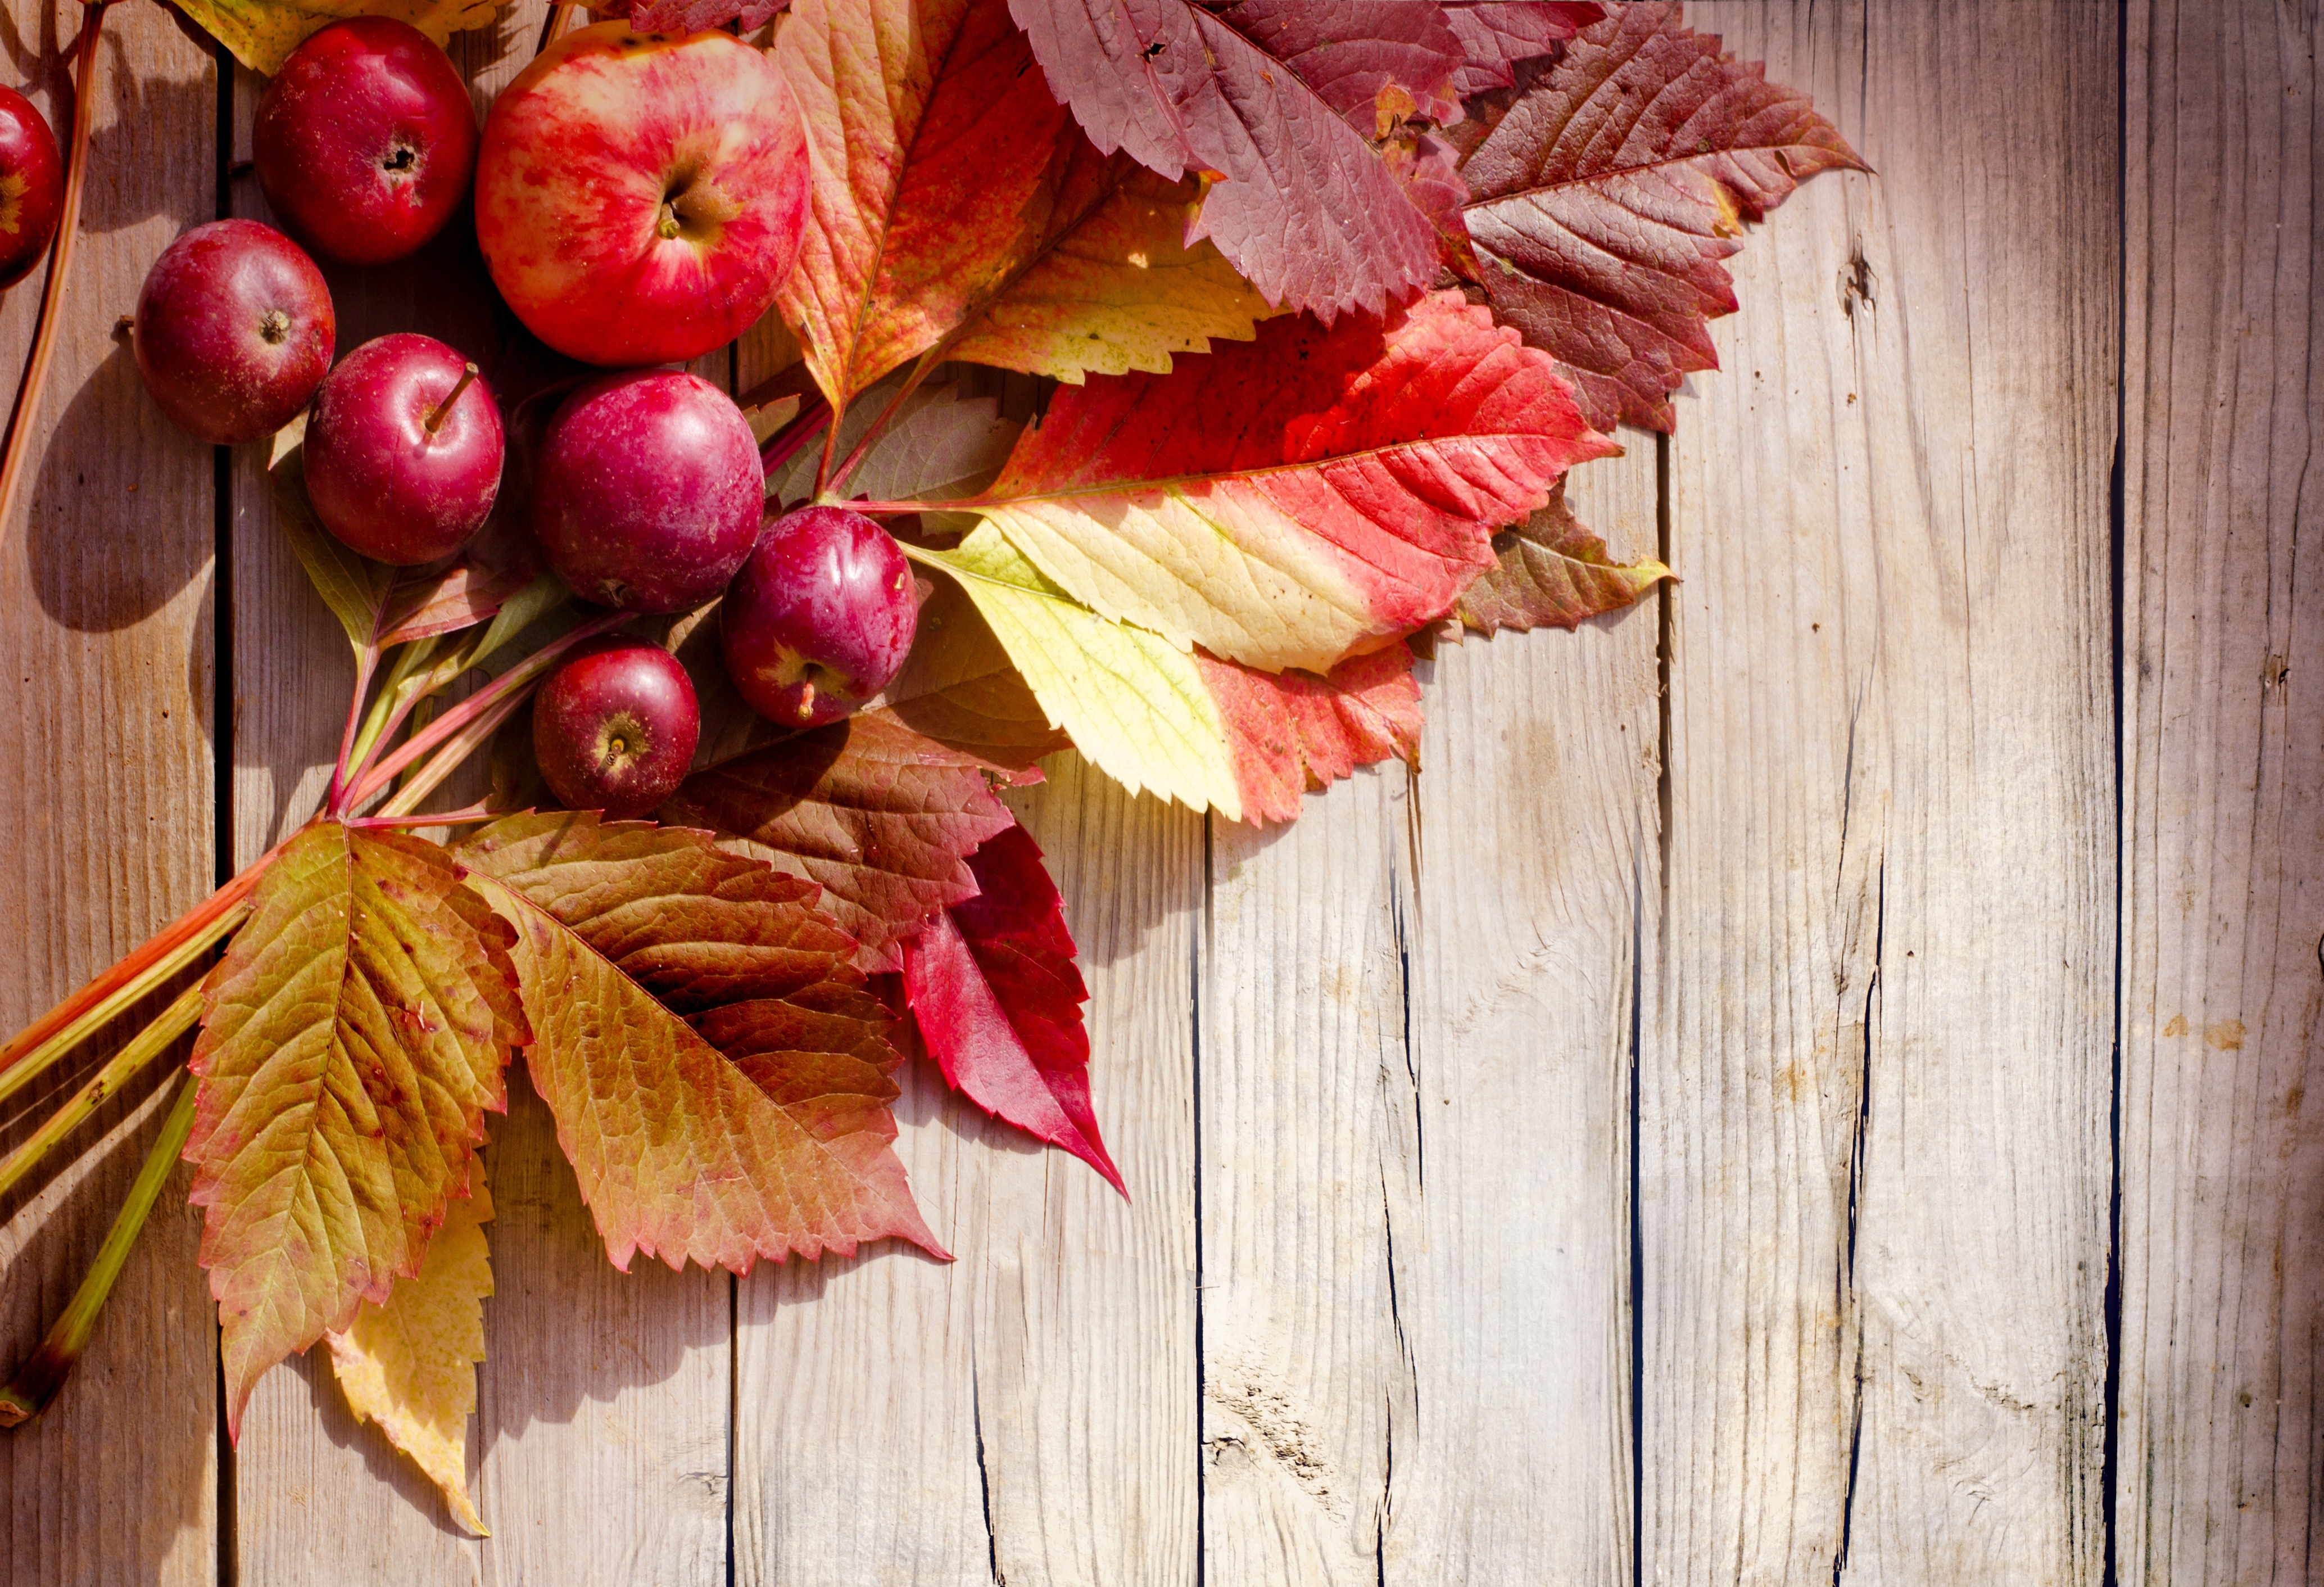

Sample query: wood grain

[0,1,219,1581]
[231,10,731,1582]
[1646,4,2118,1583]
[2119,2,2323,1580]
[734,751,1204,1585]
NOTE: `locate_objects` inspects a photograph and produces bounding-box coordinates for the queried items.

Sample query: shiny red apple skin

[0,86,62,289]
[533,637,701,821]
[254,19,479,266]
[533,368,763,613]
[133,220,336,445]
[721,506,918,729]
[474,22,808,367]
[304,333,503,565]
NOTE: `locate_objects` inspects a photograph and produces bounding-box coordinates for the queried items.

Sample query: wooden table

[0,1,2314,1581]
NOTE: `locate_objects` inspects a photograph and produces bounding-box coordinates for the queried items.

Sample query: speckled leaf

[1456,477,1671,634]
[179,0,504,76]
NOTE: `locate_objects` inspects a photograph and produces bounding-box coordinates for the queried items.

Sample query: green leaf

[188,822,527,1439]
[269,421,395,658]
[455,813,944,1274]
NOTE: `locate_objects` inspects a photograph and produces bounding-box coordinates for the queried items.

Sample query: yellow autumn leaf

[326,1169,495,1538]
[912,527,1243,817]
[182,0,505,76]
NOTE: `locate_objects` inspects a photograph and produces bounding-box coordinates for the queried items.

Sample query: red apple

[532,368,762,613]
[254,19,478,266]
[304,333,502,564]
[0,86,62,289]
[474,22,808,367]
[532,636,700,821]
[721,505,918,729]
[133,220,335,445]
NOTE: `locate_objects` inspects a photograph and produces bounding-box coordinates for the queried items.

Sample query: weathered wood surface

[2119,1,2323,1581]
[0,0,2316,1582]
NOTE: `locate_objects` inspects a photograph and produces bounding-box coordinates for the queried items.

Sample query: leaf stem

[0,983,202,1204]
[0,1073,197,1429]
[850,499,971,517]
[823,360,937,500]
[370,694,528,820]
[534,1,574,56]
[0,0,110,557]
[343,637,437,780]
[347,803,497,830]
[327,645,383,817]
[345,611,628,812]
[761,397,831,483]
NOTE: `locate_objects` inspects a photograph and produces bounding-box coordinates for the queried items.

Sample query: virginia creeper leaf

[623,0,786,35]
[878,576,1071,774]
[270,421,395,659]
[327,1167,494,1538]
[188,822,526,1439]
[456,813,943,1271]
[1460,2,1867,432]
[661,712,1017,973]
[916,527,1417,821]
[1007,0,1460,320]
[773,0,1073,412]
[901,822,1121,1193]
[1455,477,1671,634]
[179,0,502,75]
[953,290,1614,675]
[767,377,1020,513]
[377,513,552,648]
[940,142,1274,385]
[1442,1,1602,95]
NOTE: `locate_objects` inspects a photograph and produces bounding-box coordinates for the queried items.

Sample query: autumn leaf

[187,822,526,1437]
[773,0,1074,413]
[623,0,786,34]
[902,822,1120,1193]
[456,813,942,1272]
[928,290,1612,676]
[1442,1,1603,96]
[270,422,393,659]
[1460,2,1866,432]
[327,1167,495,1538]
[1456,477,1671,634]
[877,576,1070,774]
[1008,0,1462,320]
[661,712,1017,973]
[377,511,553,648]
[179,0,502,75]
[915,526,1419,821]
[768,376,1021,514]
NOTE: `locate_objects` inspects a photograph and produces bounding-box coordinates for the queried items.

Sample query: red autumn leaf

[1442,1,1603,95]
[1006,0,1465,320]
[187,822,527,1437]
[660,711,1018,973]
[1455,475,1671,635]
[1458,2,1866,432]
[620,0,787,35]
[901,822,1121,1194]
[1198,643,1423,824]
[457,813,942,1273]
[949,289,1614,675]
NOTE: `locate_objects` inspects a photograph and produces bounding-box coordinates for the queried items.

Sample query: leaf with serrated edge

[270,420,395,658]
[876,577,1070,774]
[662,712,1017,973]
[1456,477,1671,634]
[916,527,1243,815]
[959,291,1613,675]
[179,0,502,75]
[1197,644,1424,825]
[188,822,525,1439]
[903,822,1121,1193]
[1442,2,1602,95]
[1007,0,1461,321]
[1459,2,1865,432]
[622,0,785,35]
[327,1168,495,1537]
[456,813,943,1273]
[773,0,1072,412]
[769,377,1019,509]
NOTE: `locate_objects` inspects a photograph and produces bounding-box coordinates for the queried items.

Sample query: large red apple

[474,24,808,368]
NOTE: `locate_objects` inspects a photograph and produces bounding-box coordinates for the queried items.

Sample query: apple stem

[0,0,110,558]
[0,1072,198,1430]
[0,982,203,1206]
[424,364,480,435]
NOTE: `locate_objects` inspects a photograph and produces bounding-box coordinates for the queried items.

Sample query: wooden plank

[735,750,1204,1585]
[1645,4,2117,1582]
[2118,2,2323,1579]
[1191,444,1657,1587]
[231,12,731,1581]
[0,1,220,1580]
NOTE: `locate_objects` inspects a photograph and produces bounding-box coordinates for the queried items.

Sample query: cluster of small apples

[126,17,919,821]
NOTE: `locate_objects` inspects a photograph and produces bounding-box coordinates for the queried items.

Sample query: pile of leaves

[0,0,1859,1533]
